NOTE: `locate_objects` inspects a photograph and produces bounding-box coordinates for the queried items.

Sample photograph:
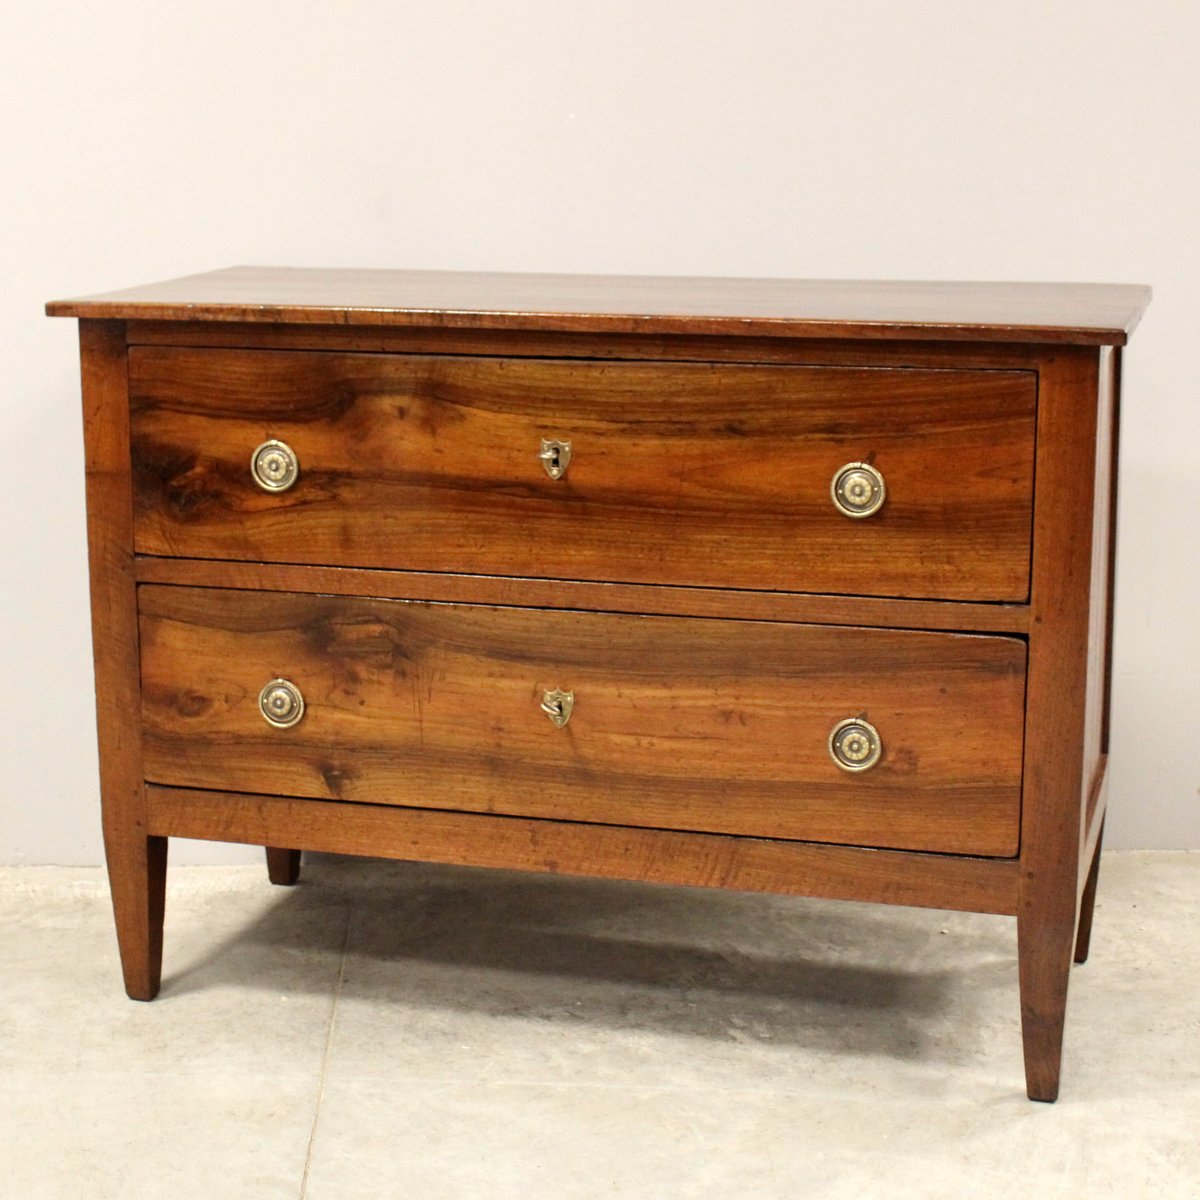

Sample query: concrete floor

[1,852,1197,1199]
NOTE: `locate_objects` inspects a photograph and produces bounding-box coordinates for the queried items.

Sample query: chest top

[47,265,1149,345]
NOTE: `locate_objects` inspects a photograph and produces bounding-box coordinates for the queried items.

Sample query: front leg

[105,826,168,1001]
[1017,889,1077,1102]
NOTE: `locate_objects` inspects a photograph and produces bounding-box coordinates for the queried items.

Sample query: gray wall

[3,1,1197,862]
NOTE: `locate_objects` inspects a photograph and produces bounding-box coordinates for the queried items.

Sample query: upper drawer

[129,349,1036,601]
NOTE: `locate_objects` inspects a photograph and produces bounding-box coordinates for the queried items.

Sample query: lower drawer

[137,586,1026,856]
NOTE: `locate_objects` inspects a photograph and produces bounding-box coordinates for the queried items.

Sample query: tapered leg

[79,321,168,1001]
[106,833,168,1001]
[265,847,302,886]
[1017,896,1078,1103]
[1074,818,1105,964]
[1014,350,1108,1102]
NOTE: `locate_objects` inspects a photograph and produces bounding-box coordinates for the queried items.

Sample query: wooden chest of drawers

[49,268,1149,1100]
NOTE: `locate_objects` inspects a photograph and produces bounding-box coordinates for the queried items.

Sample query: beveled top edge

[46,266,1151,345]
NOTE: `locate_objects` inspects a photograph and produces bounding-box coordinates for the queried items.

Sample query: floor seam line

[299,906,352,1199]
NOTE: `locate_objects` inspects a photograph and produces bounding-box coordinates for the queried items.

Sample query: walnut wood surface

[48,266,1150,345]
[133,557,1031,634]
[53,270,1144,1101]
[129,349,1037,601]
[138,587,1026,856]
[1017,347,1104,1101]
[122,319,1067,370]
[78,321,167,1000]
[145,786,1021,916]
[1083,349,1117,826]
[1101,348,1123,757]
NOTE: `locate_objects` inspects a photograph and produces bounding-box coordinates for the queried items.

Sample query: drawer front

[130,349,1036,601]
[138,586,1026,856]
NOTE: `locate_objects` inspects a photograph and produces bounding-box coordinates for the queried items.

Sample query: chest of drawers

[49,268,1149,1100]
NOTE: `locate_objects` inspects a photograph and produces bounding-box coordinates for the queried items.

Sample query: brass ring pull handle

[259,678,305,729]
[540,688,574,728]
[538,438,572,480]
[828,717,882,771]
[831,461,885,518]
[251,440,299,492]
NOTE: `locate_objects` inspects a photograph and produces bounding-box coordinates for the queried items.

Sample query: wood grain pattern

[53,269,1145,1100]
[121,319,1068,371]
[129,349,1037,601]
[133,557,1032,634]
[47,266,1151,345]
[1017,347,1103,1101]
[145,786,1021,916]
[138,587,1026,856]
[78,320,167,1001]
